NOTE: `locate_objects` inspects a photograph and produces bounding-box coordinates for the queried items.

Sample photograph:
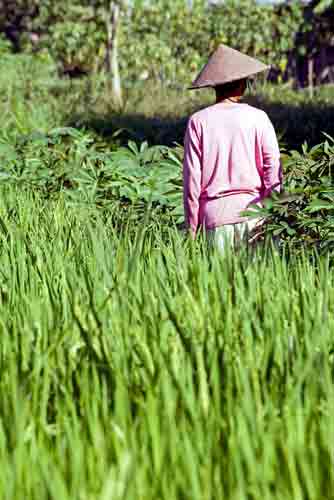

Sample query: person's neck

[216,96,242,104]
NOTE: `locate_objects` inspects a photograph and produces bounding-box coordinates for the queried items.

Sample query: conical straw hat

[190,44,270,90]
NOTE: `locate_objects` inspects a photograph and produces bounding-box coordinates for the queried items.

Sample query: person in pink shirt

[183,44,282,250]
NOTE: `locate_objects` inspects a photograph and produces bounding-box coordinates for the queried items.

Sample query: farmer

[183,44,282,250]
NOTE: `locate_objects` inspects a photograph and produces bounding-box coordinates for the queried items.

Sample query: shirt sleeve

[261,115,282,197]
[183,117,202,236]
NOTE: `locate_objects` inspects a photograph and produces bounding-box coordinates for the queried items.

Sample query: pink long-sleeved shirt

[183,102,281,234]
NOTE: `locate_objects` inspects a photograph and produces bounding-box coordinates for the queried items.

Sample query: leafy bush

[0,35,12,55]
[2,123,334,255]
[248,136,334,255]
[0,50,88,140]
[0,127,184,226]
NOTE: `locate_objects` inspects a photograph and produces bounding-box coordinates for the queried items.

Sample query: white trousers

[206,219,262,252]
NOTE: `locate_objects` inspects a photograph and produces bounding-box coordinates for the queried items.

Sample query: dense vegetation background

[0,0,333,89]
[1,1,334,499]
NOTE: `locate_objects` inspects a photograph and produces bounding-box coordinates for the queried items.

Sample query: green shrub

[0,127,184,226]
[247,135,334,255]
[2,123,334,255]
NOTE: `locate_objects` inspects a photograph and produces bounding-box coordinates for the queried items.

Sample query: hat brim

[188,44,271,90]
[188,66,271,91]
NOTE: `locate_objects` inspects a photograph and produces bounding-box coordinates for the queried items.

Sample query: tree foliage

[0,0,332,87]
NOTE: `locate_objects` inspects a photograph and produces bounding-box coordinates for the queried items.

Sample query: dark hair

[214,78,248,99]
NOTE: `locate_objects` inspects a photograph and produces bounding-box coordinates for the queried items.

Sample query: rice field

[0,185,333,499]
[1,49,334,499]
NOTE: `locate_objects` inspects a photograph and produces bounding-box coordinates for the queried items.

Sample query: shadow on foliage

[248,95,334,150]
[71,95,334,151]
[71,112,188,147]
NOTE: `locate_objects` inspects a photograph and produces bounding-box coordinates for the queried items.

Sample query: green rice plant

[0,185,334,499]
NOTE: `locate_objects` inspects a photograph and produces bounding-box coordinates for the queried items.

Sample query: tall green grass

[0,185,334,499]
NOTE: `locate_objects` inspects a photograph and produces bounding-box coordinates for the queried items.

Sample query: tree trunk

[105,1,123,108]
[308,56,314,98]
[317,46,328,85]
